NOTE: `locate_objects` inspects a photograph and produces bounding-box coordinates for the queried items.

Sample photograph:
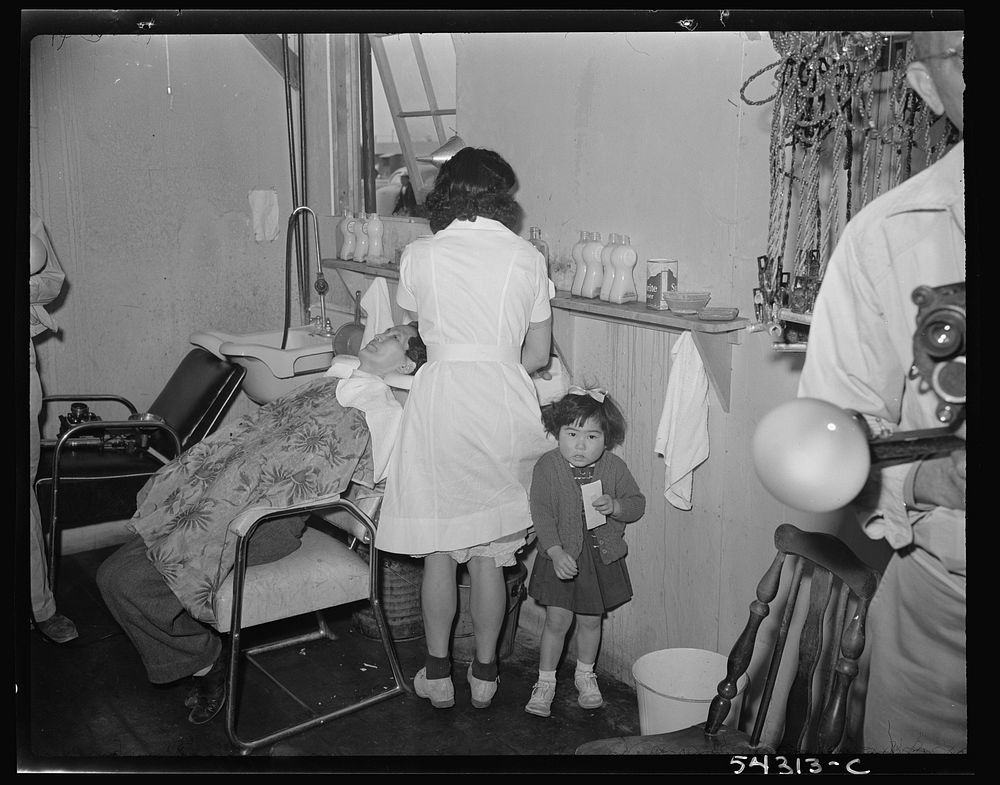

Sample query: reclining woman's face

[357,324,420,377]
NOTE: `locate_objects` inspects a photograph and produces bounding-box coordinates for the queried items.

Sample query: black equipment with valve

[58,401,102,435]
[909,281,966,427]
[55,401,168,456]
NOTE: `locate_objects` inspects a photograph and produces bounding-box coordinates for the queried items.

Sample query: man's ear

[907,61,944,116]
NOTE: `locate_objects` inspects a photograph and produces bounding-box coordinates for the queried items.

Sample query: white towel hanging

[653,332,710,510]
[360,277,395,348]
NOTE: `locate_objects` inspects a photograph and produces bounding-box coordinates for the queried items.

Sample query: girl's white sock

[575,660,595,675]
[538,668,557,683]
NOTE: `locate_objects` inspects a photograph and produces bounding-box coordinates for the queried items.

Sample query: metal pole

[359,34,376,215]
[298,34,309,277]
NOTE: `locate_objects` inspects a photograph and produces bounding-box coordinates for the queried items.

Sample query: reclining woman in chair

[97,323,426,725]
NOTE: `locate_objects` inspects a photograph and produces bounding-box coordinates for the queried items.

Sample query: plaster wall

[29,34,300,433]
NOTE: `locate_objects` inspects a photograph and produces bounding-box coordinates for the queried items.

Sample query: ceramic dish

[697,307,739,321]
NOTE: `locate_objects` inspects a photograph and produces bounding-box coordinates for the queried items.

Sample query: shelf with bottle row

[552,292,748,334]
[551,292,749,413]
[320,260,748,413]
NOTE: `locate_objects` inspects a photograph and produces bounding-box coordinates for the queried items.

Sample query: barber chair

[576,524,879,756]
[34,347,245,592]
[210,484,411,754]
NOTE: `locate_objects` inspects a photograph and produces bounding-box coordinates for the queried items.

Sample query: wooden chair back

[707,523,879,753]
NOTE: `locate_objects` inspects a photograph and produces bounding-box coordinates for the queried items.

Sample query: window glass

[371,34,456,215]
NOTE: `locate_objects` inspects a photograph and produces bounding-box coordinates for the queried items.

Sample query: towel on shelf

[360,277,395,349]
[653,331,710,510]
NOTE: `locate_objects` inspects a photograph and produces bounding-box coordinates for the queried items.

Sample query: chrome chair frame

[216,491,412,754]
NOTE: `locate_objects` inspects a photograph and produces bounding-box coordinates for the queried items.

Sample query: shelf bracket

[690,330,741,413]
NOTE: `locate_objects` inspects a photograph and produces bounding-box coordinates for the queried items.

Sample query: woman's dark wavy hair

[424,147,523,233]
[404,321,427,373]
[541,391,627,450]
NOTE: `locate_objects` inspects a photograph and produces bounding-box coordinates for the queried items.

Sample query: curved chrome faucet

[286,205,337,337]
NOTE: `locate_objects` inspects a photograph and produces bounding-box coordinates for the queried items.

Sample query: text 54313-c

[730,755,871,775]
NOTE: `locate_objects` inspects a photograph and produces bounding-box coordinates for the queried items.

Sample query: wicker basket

[452,562,527,662]
[351,544,425,641]
[351,550,528,659]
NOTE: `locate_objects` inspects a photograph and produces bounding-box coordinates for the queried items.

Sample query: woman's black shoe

[187,654,227,725]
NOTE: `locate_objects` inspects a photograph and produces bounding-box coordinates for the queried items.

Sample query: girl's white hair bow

[567,385,606,403]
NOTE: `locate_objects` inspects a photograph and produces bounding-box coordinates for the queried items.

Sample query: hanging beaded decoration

[741,31,960,336]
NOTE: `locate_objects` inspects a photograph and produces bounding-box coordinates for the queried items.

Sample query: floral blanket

[128,376,374,625]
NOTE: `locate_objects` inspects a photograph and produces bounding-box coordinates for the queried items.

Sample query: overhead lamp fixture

[418,135,466,164]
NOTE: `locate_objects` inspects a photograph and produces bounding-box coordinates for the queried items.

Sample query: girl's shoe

[525,679,556,717]
[466,664,498,709]
[413,667,455,708]
[574,670,604,709]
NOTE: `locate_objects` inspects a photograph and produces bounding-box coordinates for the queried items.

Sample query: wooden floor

[18,544,648,773]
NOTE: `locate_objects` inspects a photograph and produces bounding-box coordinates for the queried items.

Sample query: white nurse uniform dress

[376,217,554,555]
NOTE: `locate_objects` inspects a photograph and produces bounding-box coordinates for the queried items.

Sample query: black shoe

[35,613,79,644]
[187,654,227,725]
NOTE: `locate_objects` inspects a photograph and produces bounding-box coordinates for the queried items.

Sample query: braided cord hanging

[741,31,958,324]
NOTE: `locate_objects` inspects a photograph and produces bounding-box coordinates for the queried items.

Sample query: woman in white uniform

[377,147,554,710]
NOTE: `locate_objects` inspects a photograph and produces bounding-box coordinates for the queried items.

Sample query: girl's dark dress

[528,463,632,614]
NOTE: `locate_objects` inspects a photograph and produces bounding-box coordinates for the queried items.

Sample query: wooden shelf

[322,258,400,280]
[552,292,749,334]
[551,293,748,413]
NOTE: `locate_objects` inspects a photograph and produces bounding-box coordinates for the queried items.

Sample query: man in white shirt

[798,31,966,753]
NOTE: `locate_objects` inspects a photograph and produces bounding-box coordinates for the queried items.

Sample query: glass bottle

[609,234,639,304]
[570,230,589,296]
[599,232,619,301]
[339,210,356,260]
[353,216,370,262]
[367,212,384,262]
[528,226,549,269]
[580,231,604,299]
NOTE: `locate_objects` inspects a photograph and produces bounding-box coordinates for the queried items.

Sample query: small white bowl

[662,291,711,314]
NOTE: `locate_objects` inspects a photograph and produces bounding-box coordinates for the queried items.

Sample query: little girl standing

[525,387,645,717]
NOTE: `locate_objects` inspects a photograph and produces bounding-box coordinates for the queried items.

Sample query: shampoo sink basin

[191,324,342,405]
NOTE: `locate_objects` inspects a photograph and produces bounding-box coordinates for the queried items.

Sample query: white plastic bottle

[599,233,619,301]
[353,216,370,262]
[570,230,589,296]
[609,234,639,304]
[367,212,384,262]
[580,231,605,299]
[339,211,356,260]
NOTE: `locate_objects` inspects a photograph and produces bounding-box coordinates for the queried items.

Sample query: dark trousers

[98,534,221,684]
[97,517,306,684]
